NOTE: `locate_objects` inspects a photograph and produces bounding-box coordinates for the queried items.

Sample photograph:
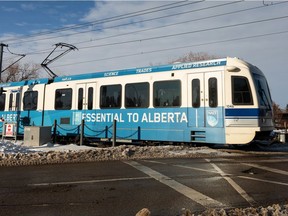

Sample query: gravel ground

[1,141,288,215]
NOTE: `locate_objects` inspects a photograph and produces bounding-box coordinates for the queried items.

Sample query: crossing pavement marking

[242,163,288,176]
[29,176,151,187]
[173,164,219,174]
[124,160,227,209]
[205,159,257,206]
[238,175,288,186]
[146,159,288,188]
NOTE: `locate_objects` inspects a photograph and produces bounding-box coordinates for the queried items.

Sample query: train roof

[0,57,257,87]
[53,58,227,83]
[0,78,50,88]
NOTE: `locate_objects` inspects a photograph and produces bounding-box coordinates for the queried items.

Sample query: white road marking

[173,164,219,174]
[242,163,288,176]
[145,159,220,174]
[205,159,257,206]
[143,160,167,165]
[147,159,288,188]
[238,175,288,186]
[124,160,226,208]
[29,176,151,187]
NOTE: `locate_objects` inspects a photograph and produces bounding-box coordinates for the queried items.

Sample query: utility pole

[0,43,8,82]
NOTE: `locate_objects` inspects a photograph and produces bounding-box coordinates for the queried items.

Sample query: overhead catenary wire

[68,14,288,50]
[2,1,287,72]
[8,1,241,46]
[3,1,203,44]
[76,1,285,46]
[22,1,286,56]
[51,30,288,68]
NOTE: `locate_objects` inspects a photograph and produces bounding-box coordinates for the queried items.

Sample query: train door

[204,72,224,128]
[76,83,96,111]
[188,71,223,128]
[7,89,21,122]
[188,73,205,127]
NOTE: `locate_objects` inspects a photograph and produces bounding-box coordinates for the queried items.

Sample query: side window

[208,78,218,107]
[55,88,72,110]
[100,85,121,108]
[88,87,93,110]
[125,82,149,108]
[232,76,253,105]
[9,93,13,111]
[78,88,84,110]
[23,91,38,110]
[16,92,20,110]
[153,80,181,107]
[0,94,6,111]
[192,79,200,108]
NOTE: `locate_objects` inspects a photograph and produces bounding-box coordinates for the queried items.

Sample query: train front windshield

[252,72,272,110]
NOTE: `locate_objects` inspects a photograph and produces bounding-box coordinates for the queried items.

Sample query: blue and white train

[0,57,274,145]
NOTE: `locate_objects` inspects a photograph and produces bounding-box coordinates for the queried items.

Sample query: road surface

[0,152,288,215]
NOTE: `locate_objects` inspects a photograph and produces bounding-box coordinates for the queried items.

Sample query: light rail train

[0,57,274,145]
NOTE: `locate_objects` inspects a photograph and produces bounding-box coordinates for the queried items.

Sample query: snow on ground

[1,138,288,155]
[0,140,94,154]
[0,138,288,168]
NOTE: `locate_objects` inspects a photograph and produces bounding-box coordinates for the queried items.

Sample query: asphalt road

[0,153,288,216]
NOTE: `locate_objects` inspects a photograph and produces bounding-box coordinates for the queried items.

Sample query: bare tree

[168,51,221,64]
[1,62,40,83]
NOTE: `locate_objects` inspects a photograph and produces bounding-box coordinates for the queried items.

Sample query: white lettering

[78,111,188,124]
[104,71,118,77]
[114,113,124,122]
[136,68,152,73]
[141,113,148,122]
[168,112,174,123]
[132,113,139,122]
[172,61,222,70]
[154,113,160,122]
[180,112,188,123]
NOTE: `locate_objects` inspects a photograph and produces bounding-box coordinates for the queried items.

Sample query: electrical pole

[0,43,8,82]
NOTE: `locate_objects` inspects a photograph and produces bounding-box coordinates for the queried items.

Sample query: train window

[254,74,271,107]
[100,85,121,108]
[23,91,38,110]
[88,87,93,110]
[125,82,149,108]
[16,93,20,110]
[208,78,218,107]
[153,80,181,107]
[9,93,13,111]
[232,76,253,105]
[192,79,200,108]
[55,88,72,110]
[78,88,84,110]
[0,94,5,111]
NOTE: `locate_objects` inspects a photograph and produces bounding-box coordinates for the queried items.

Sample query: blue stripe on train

[225,108,264,117]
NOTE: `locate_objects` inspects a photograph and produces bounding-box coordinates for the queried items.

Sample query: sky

[0,0,288,108]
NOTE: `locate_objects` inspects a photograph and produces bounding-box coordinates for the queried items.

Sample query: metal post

[53,120,57,144]
[112,119,117,147]
[105,126,108,138]
[1,121,5,141]
[15,122,17,142]
[80,119,84,146]
[0,43,8,81]
[137,126,141,140]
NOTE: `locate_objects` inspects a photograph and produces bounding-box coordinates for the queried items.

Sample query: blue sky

[0,1,94,34]
[0,1,288,108]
